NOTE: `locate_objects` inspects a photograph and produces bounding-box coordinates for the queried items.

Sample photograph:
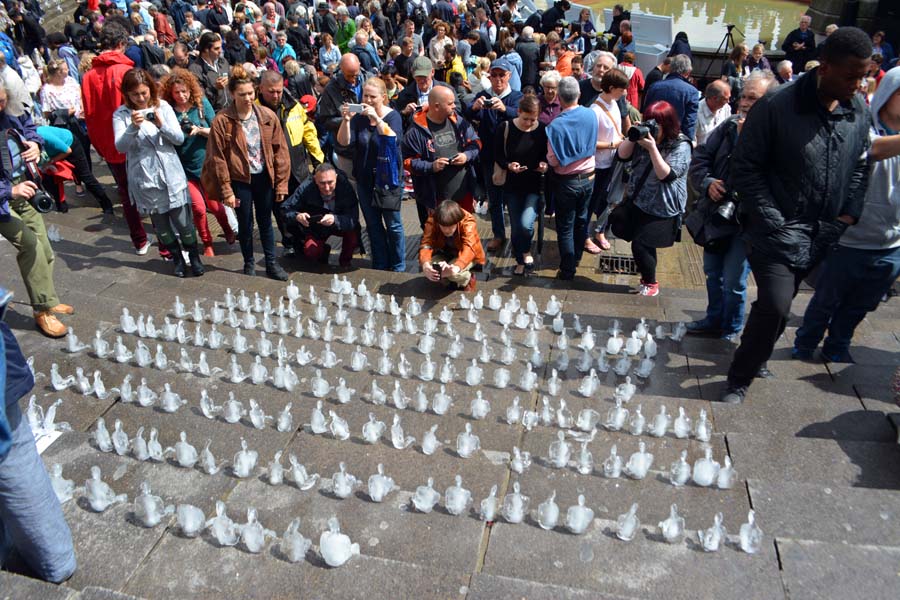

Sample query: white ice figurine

[650,405,670,437]
[485,290,501,311]
[501,482,529,524]
[227,356,248,384]
[578,326,596,352]
[625,441,654,479]
[510,446,532,474]
[563,495,595,536]
[232,438,258,478]
[479,485,499,521]
[739,510,763,554]
[319,343,340,369]
[552,313,564,335]
[159,384,186,413]
[542,294,560,316]
[176,504,206,538]
[362,413,386,444]
[232,330,249,354]
[132,341,152,368]
[223,393,245,423]
[113,336,133,364]
[606,333,624,355]
[616,503,640,541]
[430,384,452,415]
[699,513,726,552]
[85,466,127,512]
[267,451,285,485]
[49,464,74,504]
[367,463,397,502]
[418,354,436,381]
[478,340,493,364]
[692,447,720,487]
[422,424,441,455]
[92,330,111,358]
[331,463,359,499]
[40,399,71,433]
[603,444,623,478]
[288,455,320,490]
[178,348,195,373]
[643,334,657,359]
[578,369,599,397]
[396,353,411,379]
[473,322,485,342]
[673,407,692,438]
[605,398,629,431]
[669,450,692,486]
[378,327,394,352]
[147,428,166,462]
[412,478,441,513]
[73,368,91,395]
[308,400,329,434]
[574,439,594,474]
[465,359,483,386]
[118,374,135,404]
[248,400,271,430]
[469,391,491,420]
[320,517,359,568]
[517,363,537,392]
[444,475,472,516]
[717,456,739,489]
[65,328,89,353]
[153,344,169,371]
[390,414,415,449]
[281,518,312,563]
[309,369,330,399]
[514,310,531,329]
[376,350,393,376]
[133,481,174,527]
[615,377,637,403]
[505,397,522,425]
[94,418,113,452]
[555,328,569,352]
[456,423,481,458]
[276,403,294,433]
[256,332,273,358]
[574,408,600,433]
[659,504,685,543]
[548,431,572,469]
[694,409,712,442]
[120,307,138,333]
[173,432,198,468]
[416,332,436,355]
[295,345,313,366]
[135,378,157,407]
[207,501,239,546]
[671,321,687,342]
[629,405,646,436]
[575,348,593,374]
[448,335,464,359]
[350,346,368,372]
[521,410,539,431]
[613,355,632,376]
[391,382,409,409]
[537,491,560,530]
[329,410,350,440]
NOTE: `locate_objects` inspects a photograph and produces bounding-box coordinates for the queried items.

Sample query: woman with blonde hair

[159,67,236,255]
[469,56,491,95]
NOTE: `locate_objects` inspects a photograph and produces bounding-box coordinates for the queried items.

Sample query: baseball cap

[299,94,317,114]
[489,58,512,73]
[411,56,434,77]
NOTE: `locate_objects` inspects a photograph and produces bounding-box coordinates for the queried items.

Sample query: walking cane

[537,172,546,257]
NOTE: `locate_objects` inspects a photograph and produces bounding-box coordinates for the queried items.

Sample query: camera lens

[30,190,54,213]
[716,201,736,221]
[145,111,156,122]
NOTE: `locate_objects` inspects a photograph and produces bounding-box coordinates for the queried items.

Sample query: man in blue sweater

[642,54,699,140]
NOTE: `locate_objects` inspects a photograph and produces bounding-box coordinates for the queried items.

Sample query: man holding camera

[687,70,777,342]
[720,28,873,404]
[0,87,73,338]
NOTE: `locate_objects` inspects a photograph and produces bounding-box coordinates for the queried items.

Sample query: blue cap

[489,58,512,73]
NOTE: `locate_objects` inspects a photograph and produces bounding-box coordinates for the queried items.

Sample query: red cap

[300,94,317,114]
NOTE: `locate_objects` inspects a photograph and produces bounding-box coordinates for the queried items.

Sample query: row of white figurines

[55,462,762,558]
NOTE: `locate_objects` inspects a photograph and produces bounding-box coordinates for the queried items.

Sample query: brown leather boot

[35,312,68,338]
[50,303,74,315]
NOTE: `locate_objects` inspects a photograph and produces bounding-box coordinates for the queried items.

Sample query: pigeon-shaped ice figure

[673,407,692,438]
[309,401,328,434]
[240,508,276,553]
[699,512,726,552]
[602,444,623,478]
[206,501,240,547]
[175,504,206,538]
[412,478,441,513]
[281,518,312,563]
[84,466,127,512]
[421,424,441,456]
[456,423,481,458]
[390,414,415,449]
[548,431,572,469]
[624,441,654,479]
[49,464,75,504]
[565,495,594,535]
[367,463,397,502]
[159,384,186,413]
[616,503,640,541]
[501,482,529,524]
[692,447,720,487]
[320,517,360,567]
[537,491,560,530]
[232,438,258,478]
[331,463,359,499]
[94,418,113,453]
[444,475,472,516]
[133,481,174,527]
[716,456,739,489]
[669,450,692,486]
[362,413,386,444]
[174,432,198,468]
[509,447,532,474]
[739,510,763,554]
[659,504,685,543]
[267,451,285,485]
[328,411,350,441]
[605,398,629,431]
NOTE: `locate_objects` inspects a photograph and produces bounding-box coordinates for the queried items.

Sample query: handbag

[491,121,510,187]
[608,163,652,242]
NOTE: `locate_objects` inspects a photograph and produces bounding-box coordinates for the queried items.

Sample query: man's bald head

[427,85,456,122]
[340,53,361,84]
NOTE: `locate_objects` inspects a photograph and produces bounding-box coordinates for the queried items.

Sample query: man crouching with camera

[0,85,74,338]
[686,70,778,342]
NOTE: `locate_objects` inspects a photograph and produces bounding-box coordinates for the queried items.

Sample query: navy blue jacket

[642,73,699,141]
[281,170,359,234]
[465,89,523,165]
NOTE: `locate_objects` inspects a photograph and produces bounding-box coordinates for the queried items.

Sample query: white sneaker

[136,240,152,255]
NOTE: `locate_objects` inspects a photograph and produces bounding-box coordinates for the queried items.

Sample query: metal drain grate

[598,254,639,275]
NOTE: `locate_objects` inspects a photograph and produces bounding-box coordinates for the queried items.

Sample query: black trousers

[631,240,657,283]
[727,253,804,386]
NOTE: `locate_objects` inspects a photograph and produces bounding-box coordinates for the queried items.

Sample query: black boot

[55,199,69,213]
[98,196,114,215]
[169,243,187,278]
[266,261,289,281]
[185,244,205,276]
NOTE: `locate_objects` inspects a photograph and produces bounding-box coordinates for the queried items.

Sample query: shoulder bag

[491,120,510,187]
[608,161,652,242]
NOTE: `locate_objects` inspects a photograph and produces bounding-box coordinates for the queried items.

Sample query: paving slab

[467,573,635,599]
[777,538,900,600]
[748,479,900,546]
[79,588,146,600]
[482,519,784,600]
[0,571,75,600]
[726,432,900,489]
[856,383,900,412]
[122,531,471,600]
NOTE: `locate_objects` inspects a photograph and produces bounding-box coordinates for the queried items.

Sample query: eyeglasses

[489,73,509,78]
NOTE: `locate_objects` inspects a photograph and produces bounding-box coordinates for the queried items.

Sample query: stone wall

[807,0,880,32]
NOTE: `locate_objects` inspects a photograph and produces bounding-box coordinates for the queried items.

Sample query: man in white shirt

[695,79,731,146]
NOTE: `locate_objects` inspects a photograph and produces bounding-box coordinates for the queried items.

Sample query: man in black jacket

[720,27,873,404]
[515,26,540,89]
[540,0,570,34]
[280,163,359,267]
[316,53,371,182]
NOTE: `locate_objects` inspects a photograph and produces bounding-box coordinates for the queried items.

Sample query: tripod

[701,24,745,82]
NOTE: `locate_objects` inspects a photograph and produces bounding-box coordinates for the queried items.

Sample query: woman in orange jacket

[419,200,486,292]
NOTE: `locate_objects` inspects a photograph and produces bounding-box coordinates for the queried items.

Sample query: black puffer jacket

[687,115,741,243]
[731,68,871,270]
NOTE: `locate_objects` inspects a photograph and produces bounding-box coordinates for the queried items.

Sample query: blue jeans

[795,245,900,356]
[357,181,406,272]
[702,236,751,336]
[0,401,76,583]
[554,174,593,276]
[504,189,540,264]
[232,172,275,266]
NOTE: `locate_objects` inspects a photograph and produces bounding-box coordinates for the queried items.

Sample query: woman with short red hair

[614,100,691,297]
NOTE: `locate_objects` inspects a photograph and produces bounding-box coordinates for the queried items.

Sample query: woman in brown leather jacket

[202,65,291,280]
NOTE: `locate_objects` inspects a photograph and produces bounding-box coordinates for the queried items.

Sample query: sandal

[594,233,611,251]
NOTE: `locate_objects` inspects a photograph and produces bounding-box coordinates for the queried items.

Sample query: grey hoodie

[841,67,900,250]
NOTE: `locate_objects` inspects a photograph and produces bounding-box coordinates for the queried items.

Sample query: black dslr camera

[626,119,659,142]
[1,128,53,213]
[179,115,194,135]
